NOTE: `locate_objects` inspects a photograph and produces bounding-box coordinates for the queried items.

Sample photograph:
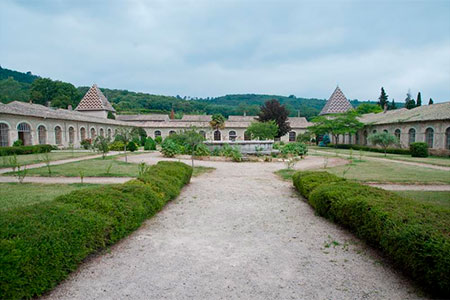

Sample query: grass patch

[192,166,215,177]
[311,146,450,167]
[274,168,296,181]
[325,159,450,184]
[0,151,96,168]
[393,191,450,208]
[0,183,102,211]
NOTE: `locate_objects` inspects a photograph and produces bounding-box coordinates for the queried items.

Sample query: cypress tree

[390,99,396,110]
[416,92,422,106]
[429,98,434,105]
[378,87,388,109]
[405,90,415,109]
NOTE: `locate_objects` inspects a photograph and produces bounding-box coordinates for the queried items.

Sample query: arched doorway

[425,128,434,148]
[38,125,47,144]
[90,128,96,139]
[55,126,62,145]
[214,130,221,141]
[17,122,32,145]
[408,128,416,145]
[80,127,86,141]
[289,131,296,142]
[69,127,75,144]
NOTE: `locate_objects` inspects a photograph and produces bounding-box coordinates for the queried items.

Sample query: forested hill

[1,65,376,119]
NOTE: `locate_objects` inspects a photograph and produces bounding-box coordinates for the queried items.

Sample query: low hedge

[410,142,429,157]
[292,171,450,297]
[326,144,411,155]
[0,144,55,156]
[0,161,192,299]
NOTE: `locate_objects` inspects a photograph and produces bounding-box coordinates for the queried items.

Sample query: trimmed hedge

[0,144,55,156]
[410,142,429,157]
[326,144,411,155]
[292,171,450,297]
[0,161,192,299]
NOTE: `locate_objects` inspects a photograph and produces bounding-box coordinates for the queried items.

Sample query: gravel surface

[43,154,425,300]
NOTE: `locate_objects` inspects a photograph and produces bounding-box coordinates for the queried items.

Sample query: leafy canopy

[209,113,226,131]
[309,111,364,143]
[245,121,278,140]
[258,99,291,138]
[367,132,398,156]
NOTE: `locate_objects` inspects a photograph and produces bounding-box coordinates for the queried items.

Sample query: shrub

[292,171,450,297]
[13,140,23,147]
[160,139,180,157]
[155,136,162,144]
[410,142,428,157]
[0,161,192,299]
[80,139,92,150]
[194,143,210,156]
[325,144,411,155]
[126,141,138,152]
[281,142,308,157]
[109,141,125,151]
[144,137,156,150]
[0,144,55,156]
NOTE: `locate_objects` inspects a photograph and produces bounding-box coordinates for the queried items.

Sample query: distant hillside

[1,66,393,119]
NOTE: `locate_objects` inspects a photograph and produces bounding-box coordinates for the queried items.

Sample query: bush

[0,144,55,156]
[160,139,180,157]
[80,139,92,150]
[325,144,411,155]
[155,136,162,144]
[126,141,138,152]
[0,161,192,299]
[410,142,429,157]
[12,140,23,147]
[193,143,210,156]
[144,137,156,151]
[109,141,125,151]
[280,142,308,157]
[292,171,450,297]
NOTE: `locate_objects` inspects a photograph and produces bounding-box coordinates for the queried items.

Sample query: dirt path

[312,149,450,171]
[43,154,424,300]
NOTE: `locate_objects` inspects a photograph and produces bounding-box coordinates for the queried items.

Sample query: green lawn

[192,166,216,177]
[0,151,96,168]
[325,159,450,184]
[393,191,450,208]
[0,183,102,211]
[310,146,450,167]
[274,168,296,181]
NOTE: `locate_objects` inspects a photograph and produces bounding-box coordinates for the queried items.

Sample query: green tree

[309,111,364,147]
[107,111,116,119]
[258,99,291,138]
[355,103,382,114]
[429,98,433,105]
[93,136,110,159]
[245,121,278,140]
[116,128,132,162]
[378,87,388,109]
[368,132,398,156]
[405,90,416,109]
[416,92,422,106]
[182,128,205,167]
[389,99,397,110]
[209,113,226,132]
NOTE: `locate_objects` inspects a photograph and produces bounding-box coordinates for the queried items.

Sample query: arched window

[90,128,96,139]
[107,128,112,138]
[363,130,368,145]
[100,128,104,137]
[0,123,9,147]
[199,130,206,139]
[38,125,47,144]
[244,131,251,141]
[372,130,377,134]
[214,130,221,141]
[155,130,161,138]
[425,128,434,148]
[80,127,86,140]
[408,128,416,145]
[169,130,176,136]
[446,127,450,150]
[68,127,75,144]
[229,131,237,141]
[394,129,401,141]
[383,129,388,133]
[289,131,296,142]
[17,122,32,145]
[55,126,62,145]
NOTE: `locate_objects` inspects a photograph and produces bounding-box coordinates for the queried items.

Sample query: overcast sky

[1,0,449,103]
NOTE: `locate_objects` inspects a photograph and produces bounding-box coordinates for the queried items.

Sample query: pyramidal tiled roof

[75,84,116,112]
[319,86,353,115]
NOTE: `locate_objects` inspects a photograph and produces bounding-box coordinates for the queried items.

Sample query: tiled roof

[288,117,312,127]
[75,84,116,112]
[228,115,258,122]
[0,101,130,126]
[116,114,169,122]
[319,86,353,115]
[359,102,450,125]
[181,115,212,122]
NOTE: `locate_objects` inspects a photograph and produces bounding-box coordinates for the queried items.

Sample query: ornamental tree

[209,113,226,132]
[257,99,291,138]
[367,132,398,156]
[245,121,278,140]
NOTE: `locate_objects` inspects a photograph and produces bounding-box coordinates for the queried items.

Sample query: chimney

[297,110,301,117]
[244,111,247,116]
[383,103,388,113]
[29,99,33,104]
[170,108,175,120]
[46,101,51,107]
[68,104,73,111]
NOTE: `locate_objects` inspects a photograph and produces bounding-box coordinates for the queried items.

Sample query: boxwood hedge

[0,144,55,156]
[292,171,450,297]
[0,161,192,299]
[324,144,411,155]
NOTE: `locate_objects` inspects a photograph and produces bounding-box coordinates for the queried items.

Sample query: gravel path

[43,154,424,300]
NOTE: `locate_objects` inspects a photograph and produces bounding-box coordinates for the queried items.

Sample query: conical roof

[75,84,116,112]
[319,86,353,115]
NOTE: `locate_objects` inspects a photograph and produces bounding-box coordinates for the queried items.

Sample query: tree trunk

[124,145,127,162]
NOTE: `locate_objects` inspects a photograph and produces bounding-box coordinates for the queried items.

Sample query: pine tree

[429,98,434,105]
[378,87,388,109]
[390,99,396,110]
[405,90,415,109]
[416,92,422,106]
